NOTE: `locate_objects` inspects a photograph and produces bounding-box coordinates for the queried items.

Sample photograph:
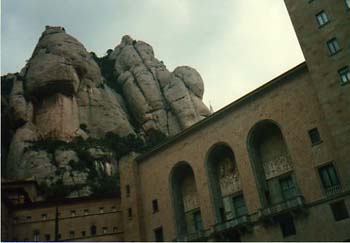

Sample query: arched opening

[248,120,298,207]
[206,143,247,225]
[170,162,203,240]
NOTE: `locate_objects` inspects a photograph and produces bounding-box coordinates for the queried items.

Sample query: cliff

[1,26,211,199]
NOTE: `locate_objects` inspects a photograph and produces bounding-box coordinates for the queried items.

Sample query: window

[90,225,97,236]
[308,128,321,145]
[346,0,350,9]
[41,214,47,220]
[99,207,104,213]
[81,231,86,237]
[316,11,329,26]
[57,233,61,240]
[26,216,32,222]
[126,185,130,197]
[33,230,40,242]
[279,214,296,237]
[193,211,203,232]
[102,227,108,234]
[84,209,89,215]
[232,195,248,217]
[152,199,159,213]
[13,216,18,224]
[69,231,75,239]
[327,38,341,55]
[154,227,164,242]
[45,234,50,241]
[338,66,350,84]
[330,200,349,221]
[70,210,76,217]
[319,164,340,192]
[280,176,297,200]
[111,206,116,212]
[128,208,132,218]
[113,227,118,233]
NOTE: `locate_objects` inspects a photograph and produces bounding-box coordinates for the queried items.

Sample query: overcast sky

[1,0,304,111]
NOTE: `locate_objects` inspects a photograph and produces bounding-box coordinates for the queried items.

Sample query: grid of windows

[338,66,350,84]
[232,195,248,217]
[326,38,341,55]
[318,164,340,192]
[279,176,297,200]
[316,11,329,26]
[330,200,349,221]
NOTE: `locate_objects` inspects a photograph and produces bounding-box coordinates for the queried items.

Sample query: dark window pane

[279,214,296,237]
[152,199,159,212]
[338,67,350,84]
[154,227,164,242]
[319,164,340,190]
[308,128,321,145]
[193,211,203,232]
[280,176,297,200]
[233,195,248,217]
[330,201,349,221]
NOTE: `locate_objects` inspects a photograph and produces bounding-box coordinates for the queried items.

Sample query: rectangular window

[71,210,76,217]
[279,214,296,237]
[319,164,341,192]
[330,200,349,221]
[102,227,108,234]
[99,207,104,213]
[113,227,118,233]
[126,185,130,197]
[33,231,40,242]
[45,234,50,241]
[338,66,350,84]
[308,128,321,145]
[128,208,132,218]
[69,231,75,239]
[84,209,89,215]
[152,199,159,213]
[316,11,329,26]
[193,210,204,232]
[57,233,61,240]
[232,195,248,217]
[111,206,116,212]
[41,214,47,220]
[279,176,297,200]
[81,231,86,237]
[327,38,341,55]
[26,216,32,222]
[154,227,164,242]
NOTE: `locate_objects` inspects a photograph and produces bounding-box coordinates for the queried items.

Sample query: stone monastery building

[2,0,350,241]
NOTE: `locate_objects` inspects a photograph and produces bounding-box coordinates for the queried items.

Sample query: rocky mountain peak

[1,26,211,199]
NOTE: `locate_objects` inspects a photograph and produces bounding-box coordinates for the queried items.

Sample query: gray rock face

[111,35,211,136]
[2,26,212,198]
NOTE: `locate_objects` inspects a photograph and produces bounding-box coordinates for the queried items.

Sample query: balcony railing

[258,195,306,219]
[325,185,342,197]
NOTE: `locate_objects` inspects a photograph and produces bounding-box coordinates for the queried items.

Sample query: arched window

[206,144,247,224]
[170,162,203,240]
[248,120,297,206]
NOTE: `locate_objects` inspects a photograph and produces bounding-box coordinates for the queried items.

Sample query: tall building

[2,1,350,241]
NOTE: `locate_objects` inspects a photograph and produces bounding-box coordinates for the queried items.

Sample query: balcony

[258,195,307,221]
[325,185,342,197]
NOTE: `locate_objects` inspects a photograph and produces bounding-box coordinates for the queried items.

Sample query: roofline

[12,193,121,210]
[136,62,308,162]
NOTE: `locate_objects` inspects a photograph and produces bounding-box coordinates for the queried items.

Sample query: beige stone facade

[2,0,350,242]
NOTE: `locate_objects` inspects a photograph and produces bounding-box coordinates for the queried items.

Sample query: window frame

[326,38,341,55]
[330,200,349,221]
[308,128,322,145]
[315,10,330,27]
[317,162,341,195]
[338,66,350,85]
[232,194,248,217]
[279,175,297,200]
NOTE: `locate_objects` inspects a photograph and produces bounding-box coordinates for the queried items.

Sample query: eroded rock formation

[1,26,211,198]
